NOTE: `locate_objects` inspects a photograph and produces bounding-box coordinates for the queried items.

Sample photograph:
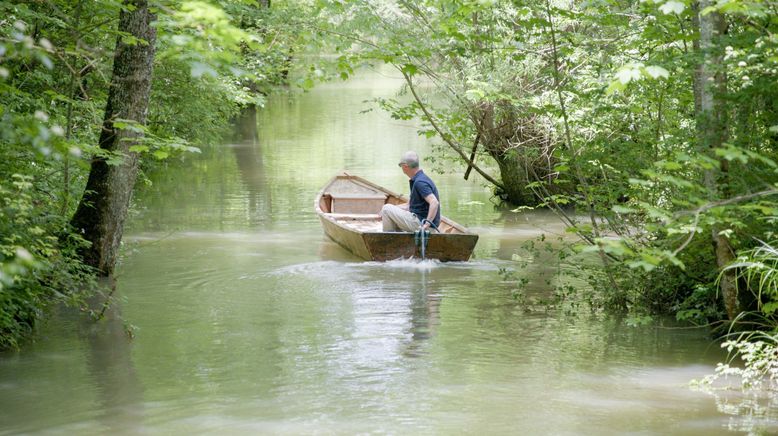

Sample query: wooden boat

[315,172,478,261]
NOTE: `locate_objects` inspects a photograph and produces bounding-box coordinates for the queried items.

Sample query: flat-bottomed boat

[315,173,478,261]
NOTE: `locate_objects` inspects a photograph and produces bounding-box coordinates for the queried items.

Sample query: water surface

[0,66,769,435]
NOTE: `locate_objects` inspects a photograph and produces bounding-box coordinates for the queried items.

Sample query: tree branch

[400,69,505,190]
[672,189,778,257]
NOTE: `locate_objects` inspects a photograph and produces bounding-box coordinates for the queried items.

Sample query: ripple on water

[266,260,353,277]
[267,257,502,278]
[127,229,321,245]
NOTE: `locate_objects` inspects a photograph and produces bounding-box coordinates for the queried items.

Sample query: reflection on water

[81,286,146,434]
[231,141,273,226]
[404,268,441,358]
[1,66,775,435]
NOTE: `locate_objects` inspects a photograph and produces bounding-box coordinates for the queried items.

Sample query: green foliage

[693,238,778,430]
[0,0,307,348]
[156,1,257,78]
[716,332,778,390]
[725,240,778,317]
[0,7,99,347]
[693,329,778,432]
[0,174,96,350]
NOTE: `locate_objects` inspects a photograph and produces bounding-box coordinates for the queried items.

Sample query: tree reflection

[81,279,146,433]
[235,105,259,143]
[231,138,273,227]
[403,268,441,358]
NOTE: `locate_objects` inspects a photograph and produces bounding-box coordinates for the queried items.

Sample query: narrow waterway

[1,67,771,435]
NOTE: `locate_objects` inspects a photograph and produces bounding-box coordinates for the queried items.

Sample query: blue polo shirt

[408,170,440,227]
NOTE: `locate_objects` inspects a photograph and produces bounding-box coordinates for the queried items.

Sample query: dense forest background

[1,0,777,376]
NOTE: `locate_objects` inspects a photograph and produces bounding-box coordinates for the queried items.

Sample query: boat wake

[373,257,441,270]
[268,257,504,280]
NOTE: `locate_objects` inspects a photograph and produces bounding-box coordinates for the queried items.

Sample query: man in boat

[380,151,441,232]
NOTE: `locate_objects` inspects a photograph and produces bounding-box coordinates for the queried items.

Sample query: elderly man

[380,151,441,232]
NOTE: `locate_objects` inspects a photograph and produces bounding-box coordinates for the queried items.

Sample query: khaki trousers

[380,204,421,232]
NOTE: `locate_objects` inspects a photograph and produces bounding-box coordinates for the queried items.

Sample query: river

[0,67,772,435]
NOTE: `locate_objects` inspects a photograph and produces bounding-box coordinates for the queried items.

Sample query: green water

[0,67,771,435]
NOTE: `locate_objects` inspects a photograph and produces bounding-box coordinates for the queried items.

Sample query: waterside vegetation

[0,0,308,349]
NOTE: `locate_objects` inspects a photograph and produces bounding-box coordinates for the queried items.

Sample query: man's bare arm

[422,194,439,229]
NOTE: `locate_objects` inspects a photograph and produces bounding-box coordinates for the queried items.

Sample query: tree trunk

[479,103,540,205]
[694,1,739,319]
[491,152,535,205]
[70,0,156,276]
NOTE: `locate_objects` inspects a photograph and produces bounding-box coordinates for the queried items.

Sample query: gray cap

[398,151,420,168]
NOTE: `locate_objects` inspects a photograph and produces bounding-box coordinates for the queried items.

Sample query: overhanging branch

[399,69,505,191]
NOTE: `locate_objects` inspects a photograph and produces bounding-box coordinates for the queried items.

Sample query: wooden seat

[325,213,382,220]
[327,192,387,214]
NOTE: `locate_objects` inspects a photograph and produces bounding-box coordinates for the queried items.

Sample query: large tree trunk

[70,0,156,276]
[693,2,739,319]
